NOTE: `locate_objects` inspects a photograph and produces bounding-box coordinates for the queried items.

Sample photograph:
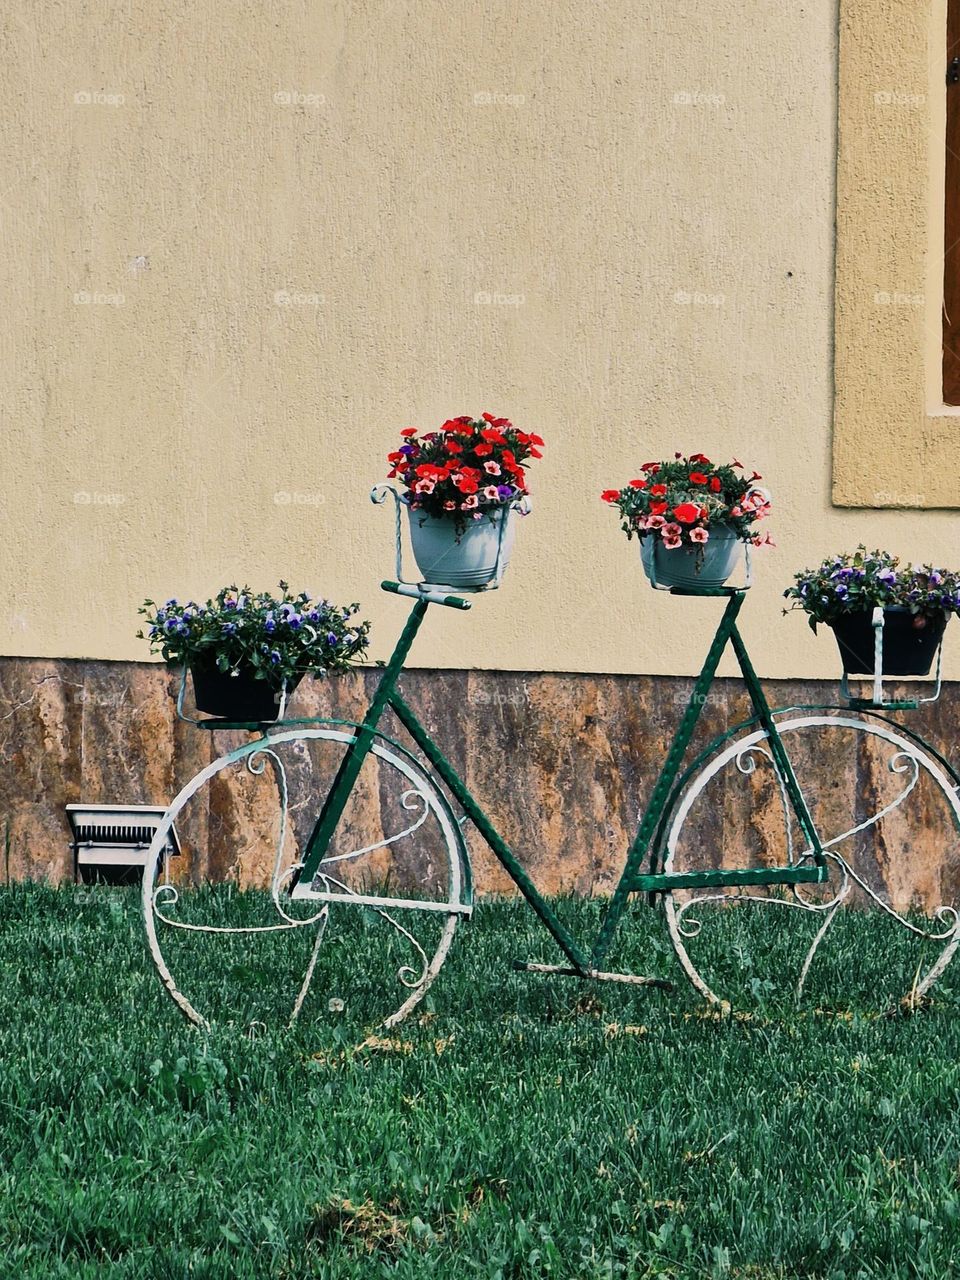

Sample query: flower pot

[640,525,742,591]
[407,505,517,587]
[830,608,948,677]
[190,662,302,721]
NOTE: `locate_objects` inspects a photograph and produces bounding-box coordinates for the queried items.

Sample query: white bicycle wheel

[659,714,960,1010]
[142,726,470,1031]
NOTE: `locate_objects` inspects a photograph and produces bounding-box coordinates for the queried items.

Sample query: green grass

[3,884,960,1278]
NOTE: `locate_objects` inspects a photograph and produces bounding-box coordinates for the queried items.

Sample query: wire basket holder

[839,606,944,709]
[370,483,528,593]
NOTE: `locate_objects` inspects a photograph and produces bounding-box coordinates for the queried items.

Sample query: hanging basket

[406,504,517,588]
[189,662,302,721]
[830,608,948,677]
[640,525,743,591]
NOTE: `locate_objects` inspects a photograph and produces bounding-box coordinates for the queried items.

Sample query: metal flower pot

[407,505,517,587]
[830,608,947,677]
[640,525,742,591]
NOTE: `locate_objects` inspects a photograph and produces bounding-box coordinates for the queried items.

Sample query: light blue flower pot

[640,525,742,590]
[407,505,517,588]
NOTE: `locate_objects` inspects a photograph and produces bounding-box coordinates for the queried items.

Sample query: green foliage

[137,583,371,688]
[784,547,960,632]
[3,884,960,1277]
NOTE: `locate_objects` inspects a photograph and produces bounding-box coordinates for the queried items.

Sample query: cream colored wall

[2,0,958,679]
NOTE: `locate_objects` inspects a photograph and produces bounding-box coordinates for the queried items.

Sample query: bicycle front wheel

[142,725,470,1033]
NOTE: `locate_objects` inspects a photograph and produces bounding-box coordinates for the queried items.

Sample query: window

[832,0,960,508]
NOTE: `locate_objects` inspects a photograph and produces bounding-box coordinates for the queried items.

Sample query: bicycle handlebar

[380,580,472,610]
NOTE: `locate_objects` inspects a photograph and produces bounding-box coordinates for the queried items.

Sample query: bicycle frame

[292,580,829,980]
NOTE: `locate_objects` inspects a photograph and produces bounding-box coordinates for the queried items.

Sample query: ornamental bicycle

[138,434,960,1030]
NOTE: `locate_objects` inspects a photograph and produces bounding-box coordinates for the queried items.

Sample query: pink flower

[483,461,501,475]
[730,505,743,517]
[642,514,666,530]
[662,533,682,549]
[483,485,501,500]
[414,478,435,494]
[689,526,709,544]
[461,495,479,509]
[443,500,456,510]
[661,522,682,540]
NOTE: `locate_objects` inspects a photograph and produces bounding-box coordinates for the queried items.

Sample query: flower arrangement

[138,584,371,687]
[783,548,960,632]
[386,413,544,535]
[601,453,773,550]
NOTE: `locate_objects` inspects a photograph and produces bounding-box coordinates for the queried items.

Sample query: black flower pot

[830,608,947,677]
[190,663,302,721]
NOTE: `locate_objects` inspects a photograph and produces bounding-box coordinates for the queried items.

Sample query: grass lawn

[2,883,960,1278]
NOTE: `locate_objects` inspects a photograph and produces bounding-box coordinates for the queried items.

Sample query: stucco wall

[2,0,958,678]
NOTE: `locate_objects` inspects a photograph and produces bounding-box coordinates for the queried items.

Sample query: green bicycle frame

[296,582,828,977]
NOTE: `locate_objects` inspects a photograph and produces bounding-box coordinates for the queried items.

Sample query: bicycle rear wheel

[658,713,960,1010]
[142,725,470,1033]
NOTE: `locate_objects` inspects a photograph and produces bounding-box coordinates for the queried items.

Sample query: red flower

[641,462,660,473]
[690,453,711,465]
[750,471,762,481]
[731,458,743,468]
[529,433,545,446]
[689,472,708,485]
[446,440,463,453]
[400,428,418,438]
[649,483,667,496]
[672,502,701,524]
[628,478,647,489]
[649,500,669,516]
[387,451,403,462]
[601,489,621,503]
[481,428,506,444]
[474,442,494,457]
[528,447,543,459]
[709,476,722,492]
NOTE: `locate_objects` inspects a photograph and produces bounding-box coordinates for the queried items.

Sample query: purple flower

[877,569,897,585]
[497,485,514,500]
[399,444,417,456]
[264,614,276,633]
[288,615,302,629]
[222,622,237,635]
[269,649,281,664]
[326,631,338,646]
[835,584,848,599]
